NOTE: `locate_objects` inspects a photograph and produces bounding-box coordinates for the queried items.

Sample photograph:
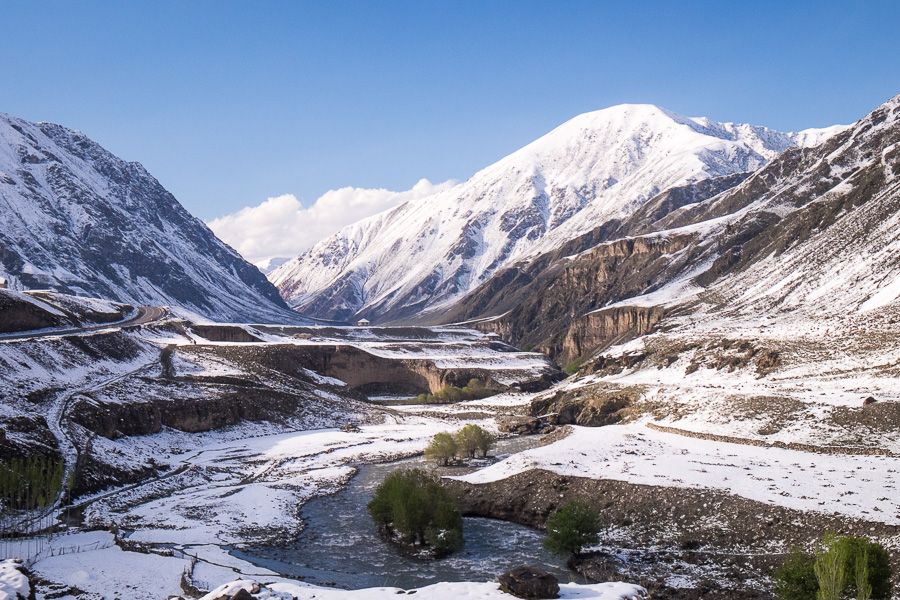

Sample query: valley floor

[4,310,900,599]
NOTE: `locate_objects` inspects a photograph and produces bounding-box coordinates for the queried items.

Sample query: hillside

[453,94,898,365]
[0,112,296,323]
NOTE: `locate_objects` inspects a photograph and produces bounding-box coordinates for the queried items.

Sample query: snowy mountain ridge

[271,103,843,323]
[0,112,297,323]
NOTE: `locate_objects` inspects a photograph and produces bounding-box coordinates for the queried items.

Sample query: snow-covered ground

[0,559,31,599]
[454,423,900,526]
[26,528,646,600]
[20,414,539,600]
[85,420,457,546]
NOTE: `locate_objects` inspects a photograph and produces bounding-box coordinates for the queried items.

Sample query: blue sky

[1,1,899,230]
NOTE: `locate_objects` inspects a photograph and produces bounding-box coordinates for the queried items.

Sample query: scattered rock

[568,552,626,583]
[498,565,559,599]
[754,349,780,376]
[497,416,541,435]
[530,389,636,427]
[340,422,362,433]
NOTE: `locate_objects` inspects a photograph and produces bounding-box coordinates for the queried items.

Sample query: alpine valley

[0,94,899,600]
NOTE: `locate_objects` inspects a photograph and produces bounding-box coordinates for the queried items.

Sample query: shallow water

[235,438,579,589]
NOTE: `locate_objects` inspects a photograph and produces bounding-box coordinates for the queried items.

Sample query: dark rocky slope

[0,112,295,323]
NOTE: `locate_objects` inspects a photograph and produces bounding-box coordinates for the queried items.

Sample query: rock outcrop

[498,565,559,599]
[560,306,664,364]
[464,232,690,363]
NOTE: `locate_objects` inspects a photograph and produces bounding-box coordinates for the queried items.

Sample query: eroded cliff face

[561,306,664,364]
[470,234,690,362]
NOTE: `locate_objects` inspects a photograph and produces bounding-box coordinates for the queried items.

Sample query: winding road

[2,305,170,534]
[0,305,168,341]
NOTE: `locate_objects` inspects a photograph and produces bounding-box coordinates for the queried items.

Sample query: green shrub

[773,546,818,600]
[542,499,600,558]
[454,424,497,459]
[414,379,496,404]
[564,358,583,375]
[773,534,891,600]
[424,433,458,466]
[367,467,463,556]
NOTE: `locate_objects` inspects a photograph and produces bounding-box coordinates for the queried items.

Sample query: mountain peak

[272,103,839,324]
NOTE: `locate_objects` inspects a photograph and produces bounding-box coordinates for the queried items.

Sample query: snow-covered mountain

[0,112,297,323]
[688,93,900,319]
[456,94,898,361]
[271,104,839,323]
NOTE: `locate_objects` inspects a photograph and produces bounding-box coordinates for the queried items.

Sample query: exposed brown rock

[497,416,541,435]
[561,306,663,365]
[530,389,638,427]
[190,325,262,343]
[497,565,559,599]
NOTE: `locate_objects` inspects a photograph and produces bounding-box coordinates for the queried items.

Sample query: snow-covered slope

[701,95,900,319]
[0,112,297,323]
[272,104,838,323]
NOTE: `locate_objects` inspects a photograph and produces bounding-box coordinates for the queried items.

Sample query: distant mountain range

[0,113,298,323]
[271,104,843,325]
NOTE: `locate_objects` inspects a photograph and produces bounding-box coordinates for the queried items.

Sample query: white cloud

[207,178,455,265]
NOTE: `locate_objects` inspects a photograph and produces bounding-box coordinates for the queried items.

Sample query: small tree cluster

[0,457,65,517]
[423,425,497,465]
[0,456,66,558]
[773,533,891,600]
[367,467,463,556]
[416,379,496,404]
[542,499,601,558]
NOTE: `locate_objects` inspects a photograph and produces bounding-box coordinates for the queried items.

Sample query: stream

[234,437,579,589]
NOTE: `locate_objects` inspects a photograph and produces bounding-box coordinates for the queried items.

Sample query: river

[235,437,579,589]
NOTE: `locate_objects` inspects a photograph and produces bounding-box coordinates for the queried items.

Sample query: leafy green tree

[413,380,495,405]
[462,379,494,399]
[815,533,847,600]
[367,467,463,556]
[424,433,458,466]
[453,424,496,459]
[425,494,464,553]
[835,536,891,600]
[454,425,481,459]
[856,548,872,600]
[773,546,818,600]
[773,535,891,600]
[472,426,497,458]
[542,499,600,558]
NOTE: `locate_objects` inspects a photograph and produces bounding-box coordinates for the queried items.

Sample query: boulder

[230,590,254,600]
[498,565,559,599]
[497,416,540,435]
[863,396,878,406]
